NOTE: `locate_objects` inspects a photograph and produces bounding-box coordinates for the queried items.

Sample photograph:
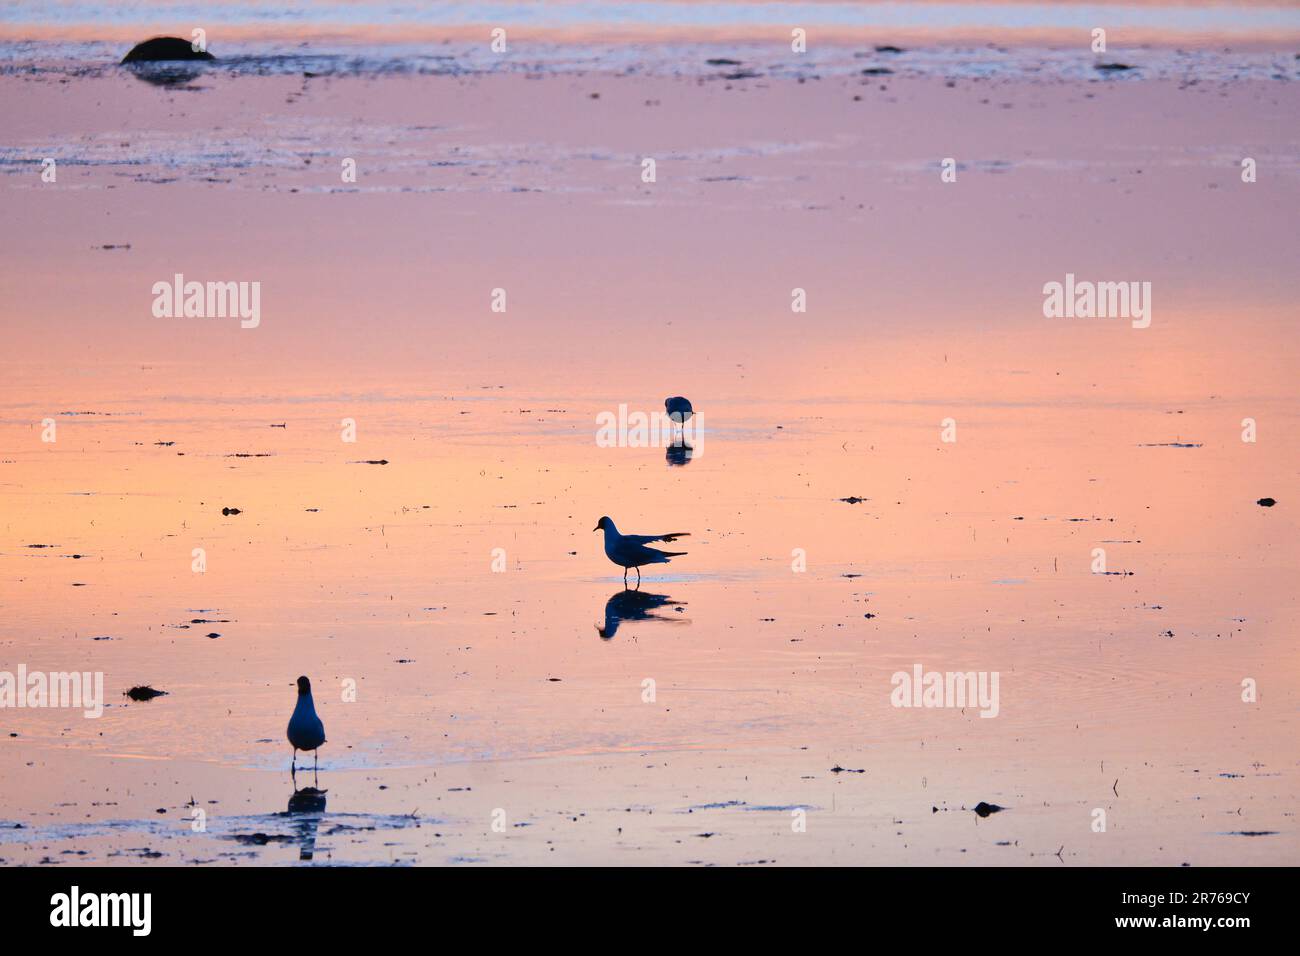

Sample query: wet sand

[0,44,1297,865]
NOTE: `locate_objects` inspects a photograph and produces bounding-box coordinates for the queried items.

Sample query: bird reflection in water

[665,440,694,467]
[286,786,328,862]
[597,589,688,639]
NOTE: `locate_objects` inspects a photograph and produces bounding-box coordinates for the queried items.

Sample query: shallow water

[0,29,1297,865]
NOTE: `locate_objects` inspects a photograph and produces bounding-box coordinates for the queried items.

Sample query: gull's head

[296,675,312,696]
[593,516,613,532]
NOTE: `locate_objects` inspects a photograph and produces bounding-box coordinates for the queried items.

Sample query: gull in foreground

[594,516,689,588]
[287,675,326,784]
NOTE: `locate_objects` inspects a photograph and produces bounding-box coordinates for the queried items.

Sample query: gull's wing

[624,532,690,545]
[630,542,687,564]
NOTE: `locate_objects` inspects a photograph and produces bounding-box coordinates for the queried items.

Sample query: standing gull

[594,516,689,588]
[287,675,326,784]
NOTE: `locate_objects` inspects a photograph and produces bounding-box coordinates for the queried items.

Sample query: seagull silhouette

[287,675,326,785]
[594,516,689,588]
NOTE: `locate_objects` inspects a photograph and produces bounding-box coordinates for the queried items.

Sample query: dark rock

[121,37,214,64]
[973,801,1004,817]
[1257,497,1276,507]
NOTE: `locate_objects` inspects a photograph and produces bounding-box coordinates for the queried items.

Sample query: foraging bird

[593,516,689,588]
[287,676,326,784]
[664,396,694,424]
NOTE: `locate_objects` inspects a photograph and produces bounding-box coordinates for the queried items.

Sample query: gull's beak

[592,523,599,531]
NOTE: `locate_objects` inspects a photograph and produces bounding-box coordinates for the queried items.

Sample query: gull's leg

[623,566,628,588]
[635,566,641,589]
[291,748,297,786]
[313,750,319,787]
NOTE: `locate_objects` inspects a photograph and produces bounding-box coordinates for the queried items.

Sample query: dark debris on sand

[1257,497,1276,507]
[229,832,295,845]
[973,801,1005,817]
[124,686,167,702]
